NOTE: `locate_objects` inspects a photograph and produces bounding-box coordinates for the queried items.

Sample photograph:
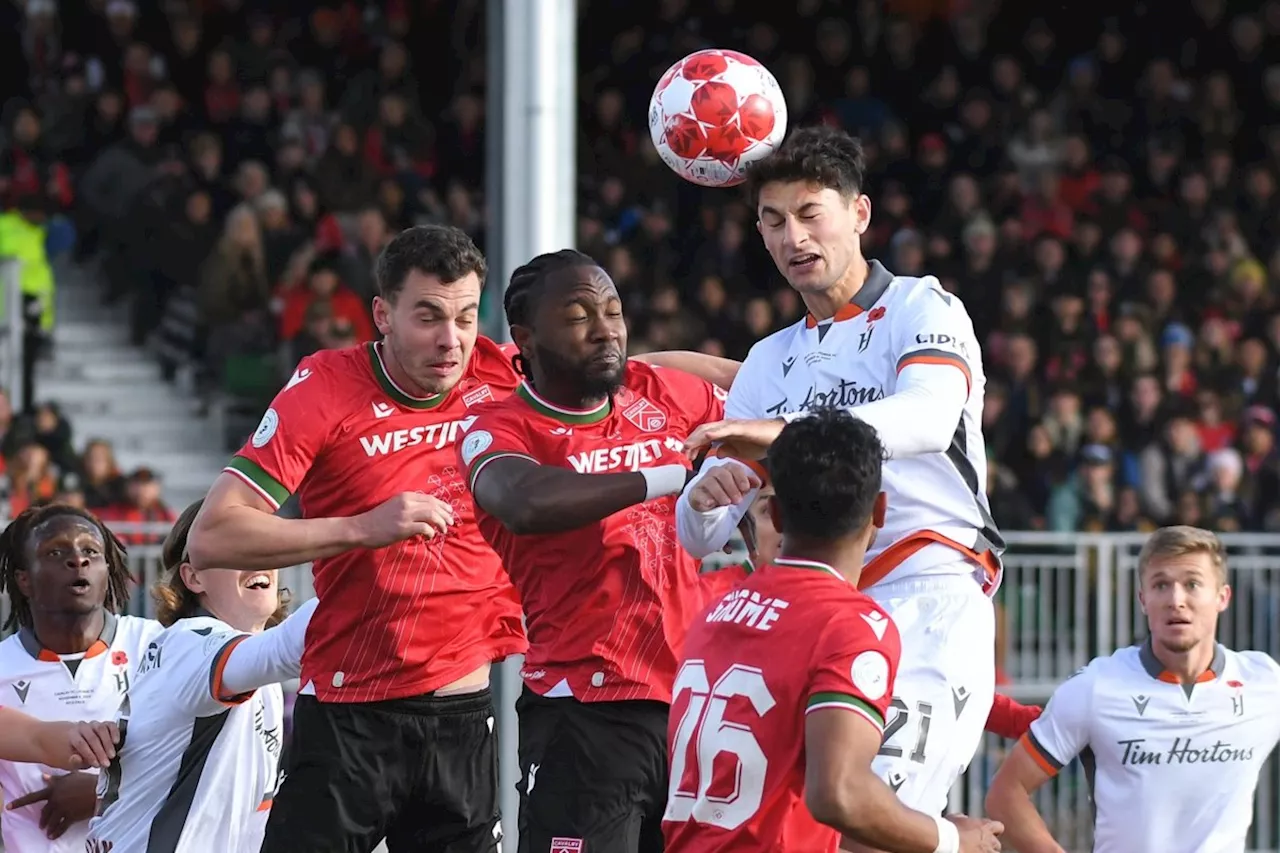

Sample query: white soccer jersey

[84,614,292,853]
[677,260,1002,591]
[1024,641,1280,853]
[0,613,161,853]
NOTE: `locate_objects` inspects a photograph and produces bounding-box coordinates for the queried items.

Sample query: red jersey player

[461,249,751,853]
[665,409,1002,853]
[188,226,739,853]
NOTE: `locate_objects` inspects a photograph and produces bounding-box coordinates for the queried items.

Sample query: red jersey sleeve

[223,357,340,509]
[804,599,901,736]
[458,405,540,494]
[648,364,727,430]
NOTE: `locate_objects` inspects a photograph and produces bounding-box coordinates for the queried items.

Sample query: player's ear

[372,295,393,336]
[1217,583,1232,613]
[767,494,782,534]
[509,324,533,355]
[13,567,31,598]
[872,491,887,529]
[1137,587,1146,614]
[179,563,205,595]
[853,193,871,235]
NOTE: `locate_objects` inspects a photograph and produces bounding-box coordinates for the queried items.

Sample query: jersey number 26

[664,660,776,831]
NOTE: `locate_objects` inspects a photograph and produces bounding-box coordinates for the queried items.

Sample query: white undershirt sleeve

[783,362,968,459]
[219,598,318,696]
[675,456,758,559]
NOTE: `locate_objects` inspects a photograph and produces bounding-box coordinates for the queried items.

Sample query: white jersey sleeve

[816,280,974,459]
[219,598,316,696]
[675,347,768,558]
[1023,664,1096,774]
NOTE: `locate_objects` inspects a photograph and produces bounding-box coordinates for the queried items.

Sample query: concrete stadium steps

[30,263,227,511]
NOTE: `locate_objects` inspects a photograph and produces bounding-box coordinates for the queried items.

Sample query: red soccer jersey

[460,361,736,703]
[226,338,528,703]
[663,558,902,853]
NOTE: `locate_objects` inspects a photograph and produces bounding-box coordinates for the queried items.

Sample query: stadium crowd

[0,0,1277,538]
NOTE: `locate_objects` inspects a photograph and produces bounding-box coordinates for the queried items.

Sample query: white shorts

[867,570,995,816]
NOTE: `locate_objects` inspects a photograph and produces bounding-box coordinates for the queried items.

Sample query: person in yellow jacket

[0,195,55,334]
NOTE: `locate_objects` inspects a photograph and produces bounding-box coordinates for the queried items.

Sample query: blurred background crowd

[0,0,1278,536]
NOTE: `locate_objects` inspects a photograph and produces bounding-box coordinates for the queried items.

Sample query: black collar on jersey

[1138,637,1226,690]
[18,611,119,661]
[803,259,895,329]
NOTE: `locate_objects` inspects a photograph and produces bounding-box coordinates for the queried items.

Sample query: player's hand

[684,418,785,460]
[949,814,1004,852]
[62,720,119,769]
[687,464,761,512]
[355,491,455,547]
[6,772,99,839]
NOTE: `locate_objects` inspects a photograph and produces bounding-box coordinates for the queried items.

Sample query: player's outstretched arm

[675,458,761,558]
[0,709,119,770]
[807,709,1001,852]
[188,475,452,570]
[470,456,690,535]
[631,351,741,391]
[217,598,319,699]
[984,740,1067,853]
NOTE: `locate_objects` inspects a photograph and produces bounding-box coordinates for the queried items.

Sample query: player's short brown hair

[1137,525,1228,585]
[374,224,487,301]
[152,500,290,628]
[744,125,867,207]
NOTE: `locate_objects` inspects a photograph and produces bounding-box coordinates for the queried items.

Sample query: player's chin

[583,360,626,390]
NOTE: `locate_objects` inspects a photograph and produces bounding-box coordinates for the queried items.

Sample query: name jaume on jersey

[705,588,790,631]
[360,417,478,457]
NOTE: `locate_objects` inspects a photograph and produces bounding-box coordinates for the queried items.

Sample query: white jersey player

[986,526,1280,853]
[678,125,1002,817]
[0,505,162,853]
[85,500,317,853]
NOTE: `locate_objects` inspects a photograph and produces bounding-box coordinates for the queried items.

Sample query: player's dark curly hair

[503,248,598,376]
[767,409,885,540]
[0,504,132,631]
[375,224,488,301]
[744,125,867,206]
[153,499,290,629]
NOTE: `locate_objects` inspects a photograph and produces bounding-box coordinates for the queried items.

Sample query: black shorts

[260,690,501,853]
[516,688,669,853]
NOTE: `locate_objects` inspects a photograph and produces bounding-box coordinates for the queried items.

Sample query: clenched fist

[354,492,455,548]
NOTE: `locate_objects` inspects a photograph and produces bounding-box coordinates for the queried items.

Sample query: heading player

[665,409,1001,853]
[676,125,1005,815]
[190,224,738,852]
[0,504,162,852]
[986,526,1280,853]
[86,500,317,853]
[462,250,747,853]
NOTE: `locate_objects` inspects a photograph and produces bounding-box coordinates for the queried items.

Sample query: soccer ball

[648,49,788,188]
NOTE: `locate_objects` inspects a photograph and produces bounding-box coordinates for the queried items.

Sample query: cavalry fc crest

[623,398,667,432]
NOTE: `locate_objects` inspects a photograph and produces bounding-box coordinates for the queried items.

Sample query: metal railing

[2,524,1279,851]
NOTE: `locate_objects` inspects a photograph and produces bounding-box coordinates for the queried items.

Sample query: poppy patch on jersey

[252,408,279,448]
[460,430,494,466]
[622,398,667,432]
[851,651,889,701]
[550,838,584,852]
[112,651,128,666]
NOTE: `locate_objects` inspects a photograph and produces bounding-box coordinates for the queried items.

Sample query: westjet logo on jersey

[765,379,885,416]
[567,437,682,473]
[705,588,789,631]
[360,416,477,456]
[1118,737,1256,766]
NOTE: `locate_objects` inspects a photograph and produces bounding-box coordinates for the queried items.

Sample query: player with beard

[0,504,162,853]
[189,225,738,853]
[460,249,748,853]
[987,526,1280,853]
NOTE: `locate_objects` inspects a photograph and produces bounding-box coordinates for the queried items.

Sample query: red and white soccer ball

[648,49,788,188]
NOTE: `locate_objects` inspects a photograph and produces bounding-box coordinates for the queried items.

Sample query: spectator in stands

[98,467,175,545]
[79,439,125,510]
[277,252,372,345]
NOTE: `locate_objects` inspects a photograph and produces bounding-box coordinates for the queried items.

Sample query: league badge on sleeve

[851,650,889,701]
[460,430,493,466]
[252,408,279,448]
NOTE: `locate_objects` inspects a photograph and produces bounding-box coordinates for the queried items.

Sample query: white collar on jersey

[803,259,895,329]
[772,556,847,583]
